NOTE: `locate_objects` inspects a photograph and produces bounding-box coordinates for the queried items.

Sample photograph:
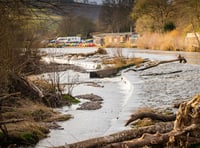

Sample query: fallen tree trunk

[11,74,43,98]
[125,112,176,126]
[54,122,173,148]
[106,124,198,148]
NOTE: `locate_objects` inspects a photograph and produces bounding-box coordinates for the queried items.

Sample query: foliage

[131,0,175,33]
[135,15,155,34]
[0,123,48,146]
[173,0,200,49]
[131,0,200,50]
[164,22,176,32]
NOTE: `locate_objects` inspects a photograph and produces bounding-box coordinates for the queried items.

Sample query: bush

[164,22,176,32]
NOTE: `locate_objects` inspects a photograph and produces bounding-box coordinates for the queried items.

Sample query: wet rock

[75,93,103,110]
[75,93,103,102]
[77,101,102,110]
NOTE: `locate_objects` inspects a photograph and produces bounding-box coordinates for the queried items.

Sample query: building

[93,32,140,47]
[185,33,200,50]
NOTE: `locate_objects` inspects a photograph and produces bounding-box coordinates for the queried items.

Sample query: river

[36,48,200,148]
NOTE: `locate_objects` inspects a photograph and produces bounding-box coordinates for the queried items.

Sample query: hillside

[57,2,101,22]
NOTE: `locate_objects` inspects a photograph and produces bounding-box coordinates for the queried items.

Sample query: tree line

[57,0,199,39]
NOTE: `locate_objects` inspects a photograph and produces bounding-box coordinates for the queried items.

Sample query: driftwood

[105,124,197,148]
[125,57,187,72]
[141,70,182,76]
[113,94,200,148]
[125,112,176,126]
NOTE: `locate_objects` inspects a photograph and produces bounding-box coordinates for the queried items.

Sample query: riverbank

[0,95,72,147]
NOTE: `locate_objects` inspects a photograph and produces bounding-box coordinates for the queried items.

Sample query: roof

[93,32,133,37]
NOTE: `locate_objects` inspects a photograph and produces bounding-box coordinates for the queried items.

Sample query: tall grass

[136,30,187,51]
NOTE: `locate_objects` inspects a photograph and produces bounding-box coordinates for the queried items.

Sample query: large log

[54,122,173,148]
[106,124,198,148]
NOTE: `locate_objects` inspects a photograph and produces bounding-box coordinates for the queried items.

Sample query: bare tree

[58,15,96,38]
[0,0,64,142]
[65,73,80,96]
[99,0,135,32]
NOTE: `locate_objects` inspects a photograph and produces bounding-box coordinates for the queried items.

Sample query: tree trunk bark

[66,122,173,148]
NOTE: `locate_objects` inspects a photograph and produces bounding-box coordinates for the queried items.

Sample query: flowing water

[36,48,200,148]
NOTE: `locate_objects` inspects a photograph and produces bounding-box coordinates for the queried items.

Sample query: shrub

[164,22,176,32]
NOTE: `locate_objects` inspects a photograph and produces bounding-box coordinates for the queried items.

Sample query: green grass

[63,94,80,104]
[20,131,39,144]
[192,144,200,148]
